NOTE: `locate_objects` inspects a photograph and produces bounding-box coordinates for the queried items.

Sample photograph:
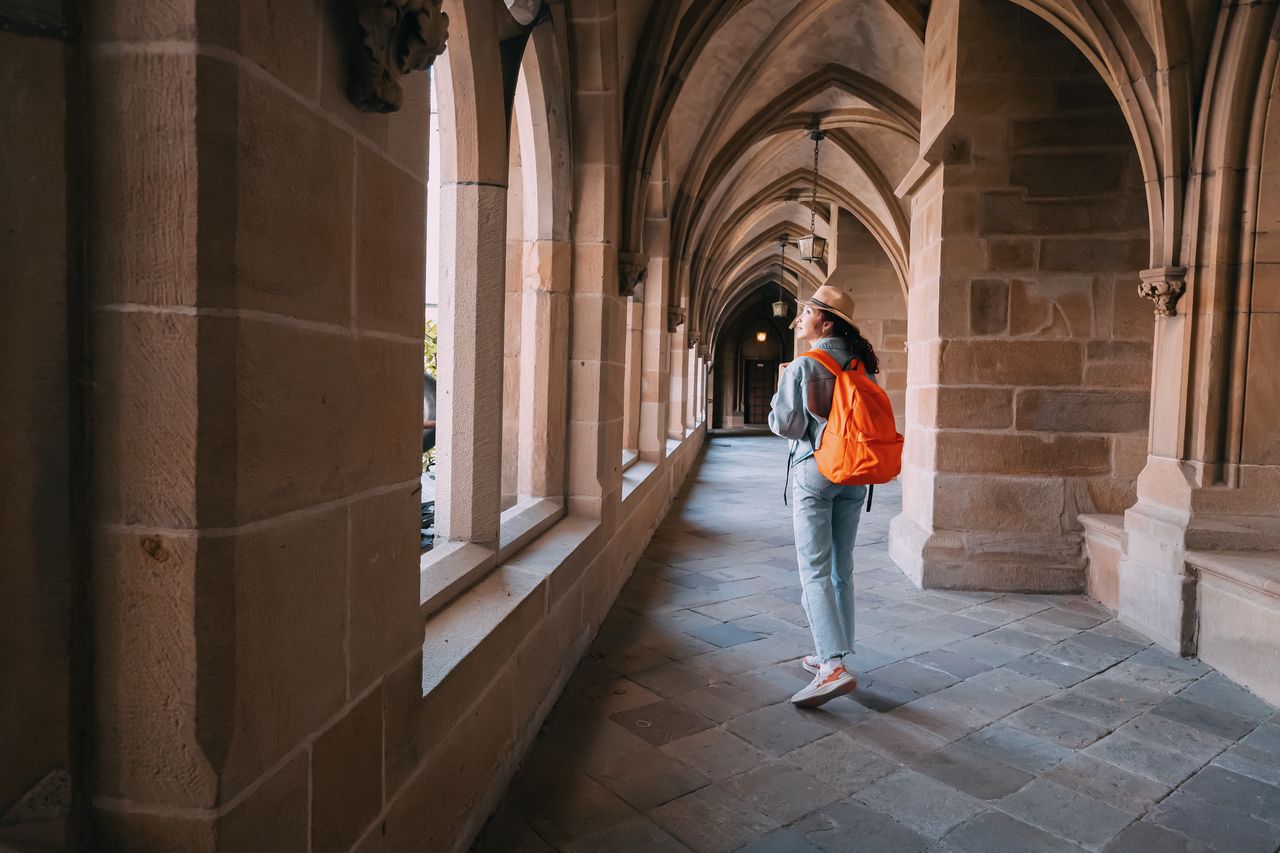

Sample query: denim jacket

[768,337,866,465]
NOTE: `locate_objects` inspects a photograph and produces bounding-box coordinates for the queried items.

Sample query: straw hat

[789,282,857,329]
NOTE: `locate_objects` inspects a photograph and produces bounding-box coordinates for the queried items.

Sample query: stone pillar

[668,315,688,439]
[639,221,671,459]
[1117,1,1280,666]
[518,238,571,497]
[501,137,524,509]
[567,0,624,520]
[622,295,644,451]
[85,0,435,847]
[889,0,1152,592]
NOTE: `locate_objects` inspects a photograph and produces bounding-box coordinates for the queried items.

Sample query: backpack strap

[799,349,845,377]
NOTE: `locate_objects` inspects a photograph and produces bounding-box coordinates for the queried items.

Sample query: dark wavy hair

[817,310,880,374]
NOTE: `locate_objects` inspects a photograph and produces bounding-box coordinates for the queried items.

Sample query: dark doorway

[743,359,778,424]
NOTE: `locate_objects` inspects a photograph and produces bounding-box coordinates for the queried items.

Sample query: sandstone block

[926,386,1014,429]
[87,0,195,41]
[1112,432,1149,479]
[91,530,216,806]
[932,474,1066,533]
[355,147,426,337]
[348,488,423,696]
[1243,312,1280,465]
[969,278,1008,334]
[1085,474,1137,515]
[385,70,431,178]
[1109,276,1156,340]
[987,239,1036,271]
[1085,360,1152,387]
[236,70,354,325]
[1009,277,1092,337]
[981,193,1146,237]
[938,340,1082,386]
[234,320,356,522]
[220,752,309,853]
[1054,79,1115,113]
[382,651,426,801]
[221,505,348,798]
[91,311,200,528]
[351,336,422,493]
[1039,238,1147,273]
[312,690,383,853]
[935,431,1111,475]
[1011,115,1131,148]
[200,0,320,97]
[92,808,213,853]
[89,52,198,307]
[1010,152,1127,196]
[1015,389,1149,433]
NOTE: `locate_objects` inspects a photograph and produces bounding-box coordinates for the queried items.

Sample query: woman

[768,283,879,708]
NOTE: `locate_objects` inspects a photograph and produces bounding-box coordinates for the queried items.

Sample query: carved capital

[349,0,449,113]
[688,332,701,348]
[1138,267,1188,317]
[667,307,686,334]
[619,252,648,298]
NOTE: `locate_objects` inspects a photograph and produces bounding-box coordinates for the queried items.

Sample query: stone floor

[473,437,1280,853]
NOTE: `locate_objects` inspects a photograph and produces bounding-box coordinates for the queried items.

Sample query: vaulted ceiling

[617,0,926,338]
[612,0,1219,345]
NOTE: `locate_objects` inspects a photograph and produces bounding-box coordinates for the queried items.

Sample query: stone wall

[891,0,1152,592]
[86,0,427,846]
[0,7,81,848]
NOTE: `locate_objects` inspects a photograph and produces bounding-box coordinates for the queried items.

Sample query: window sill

[419,497,564,619]
[622,459,659,504]
[621,448,640,472]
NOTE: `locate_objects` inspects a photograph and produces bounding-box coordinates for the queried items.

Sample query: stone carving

[349,0,450,113]
[667,307,686,333]
[619,252,647,297]
[1138,267,1189,317]
[688,332,701,347]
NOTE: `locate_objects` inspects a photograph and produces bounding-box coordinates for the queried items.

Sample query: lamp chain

[808,130,823,237]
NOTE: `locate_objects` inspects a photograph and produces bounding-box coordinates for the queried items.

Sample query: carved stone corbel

[688,332,701,348]
[349,0,450,113]
[1138,267,1188,317]
[619,252,648,298]
[667,307,686,333]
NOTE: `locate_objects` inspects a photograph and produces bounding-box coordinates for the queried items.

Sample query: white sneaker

[790,660,858,708]
[801,654,821,674]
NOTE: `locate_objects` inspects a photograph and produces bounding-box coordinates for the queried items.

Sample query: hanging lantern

[798,129,828,264]
[755,331,768,343]
[771,238,789,317]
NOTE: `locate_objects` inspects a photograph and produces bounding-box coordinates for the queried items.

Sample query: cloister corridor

[10,0,1280,849]
[475,437,1280,853]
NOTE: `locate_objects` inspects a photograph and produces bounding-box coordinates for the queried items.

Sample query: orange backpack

[799,349,904,486]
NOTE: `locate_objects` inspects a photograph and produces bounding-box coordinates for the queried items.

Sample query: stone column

[889,0,1153,592]
[518,238,571,497]
[566,0,624,520]
[85,0,437,846]
[668,314,688,439]
[639,223,671,459]
[1117,1,1280,668]
[622,295,644,451]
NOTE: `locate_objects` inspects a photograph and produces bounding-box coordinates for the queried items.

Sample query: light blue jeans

[791,456,867,662]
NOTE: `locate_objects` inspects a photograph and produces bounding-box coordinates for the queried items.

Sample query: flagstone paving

[474,436,1280,853]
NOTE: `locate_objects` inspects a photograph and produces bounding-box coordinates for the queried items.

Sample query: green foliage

[423,319,439,475]
[424,318,439,378]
